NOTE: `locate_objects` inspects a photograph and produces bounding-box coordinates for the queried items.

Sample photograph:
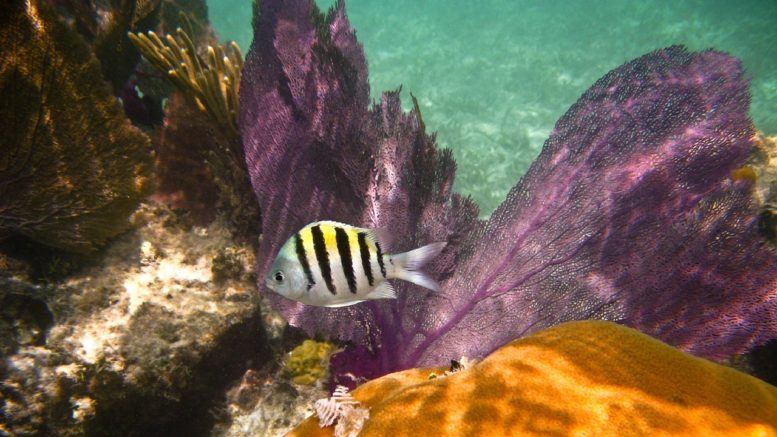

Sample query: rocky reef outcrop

[1,203,275,436]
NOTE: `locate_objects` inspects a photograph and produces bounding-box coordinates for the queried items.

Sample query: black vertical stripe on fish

[311,225,336,294]
[294,232,315,291]
[335,227,357,293]
[357,232,374,286]
[375,241,387,278]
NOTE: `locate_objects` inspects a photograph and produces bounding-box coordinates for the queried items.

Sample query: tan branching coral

[130,13,260,242]
[0,0,153,253]
[128,13,243,140]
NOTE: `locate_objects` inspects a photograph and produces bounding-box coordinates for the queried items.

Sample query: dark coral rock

[748,339,777,387]
[0,294,54,352]
[0,278,55,357]
[153,91,260,239]
[156,0,209,41]
[0,0,153,253]
[92,0,159,92]
[211,246,247,284]
[153,92,222,226]
[45,0,167,92]
[121,79,165,128]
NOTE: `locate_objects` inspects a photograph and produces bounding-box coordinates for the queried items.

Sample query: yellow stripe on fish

[266,221,447,307]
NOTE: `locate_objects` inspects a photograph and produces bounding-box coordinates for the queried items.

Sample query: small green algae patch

[286,340,337,385]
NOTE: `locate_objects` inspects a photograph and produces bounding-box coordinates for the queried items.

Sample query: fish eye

[274,271,284,283]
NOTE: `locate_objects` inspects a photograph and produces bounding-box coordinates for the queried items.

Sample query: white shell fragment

[313,385,369,437]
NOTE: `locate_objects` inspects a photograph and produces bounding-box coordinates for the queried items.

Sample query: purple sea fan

[239,0,370,250]
[240,0,777,380]
[418,47,777,366]
[239,0,478,350]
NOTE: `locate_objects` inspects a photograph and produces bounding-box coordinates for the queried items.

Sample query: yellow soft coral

[287,340,337,385]
[127,13,242,141]
[290,321,777,436]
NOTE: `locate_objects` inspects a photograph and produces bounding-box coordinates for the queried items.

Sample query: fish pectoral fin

[365,281,396,300]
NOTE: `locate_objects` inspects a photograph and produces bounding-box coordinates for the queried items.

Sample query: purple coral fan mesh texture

[239,0,369,289]
[428,47,775,366]
[240,0,777,380]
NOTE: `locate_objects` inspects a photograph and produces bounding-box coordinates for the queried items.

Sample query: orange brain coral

[292,320,777,436]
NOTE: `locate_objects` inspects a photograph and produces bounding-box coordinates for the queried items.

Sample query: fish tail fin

[389,242,447,291]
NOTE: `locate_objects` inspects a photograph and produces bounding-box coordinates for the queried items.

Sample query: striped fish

[265,221,446,307]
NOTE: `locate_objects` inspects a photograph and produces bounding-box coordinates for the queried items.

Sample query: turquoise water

[209,0,777,216]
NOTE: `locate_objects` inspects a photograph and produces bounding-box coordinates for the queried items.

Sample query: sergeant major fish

[265,221,446,307]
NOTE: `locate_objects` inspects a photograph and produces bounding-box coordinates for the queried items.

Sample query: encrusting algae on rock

[287,340,337,385]
[290,321,777,437]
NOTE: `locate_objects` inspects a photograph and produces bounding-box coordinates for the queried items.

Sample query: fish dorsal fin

[311,220,392,249]
[310,220,355,230]
[365,281,396,301]
[372,227,393,250]
[360,227,392,251]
